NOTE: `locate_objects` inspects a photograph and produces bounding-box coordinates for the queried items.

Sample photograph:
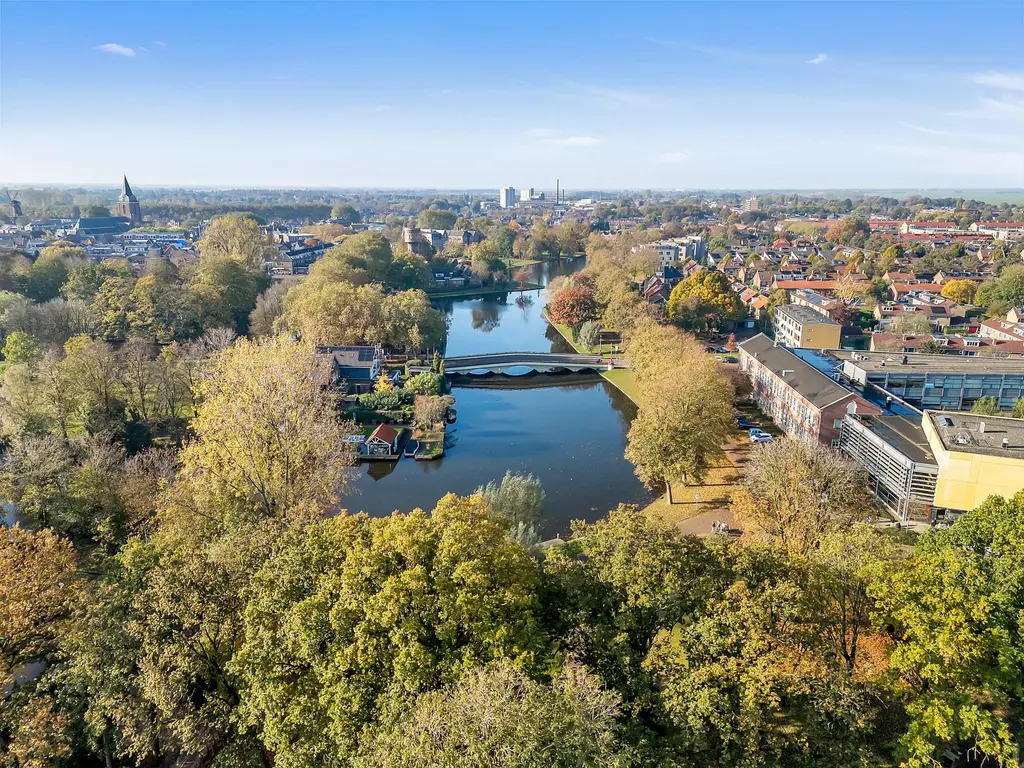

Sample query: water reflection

[471,306,501,332]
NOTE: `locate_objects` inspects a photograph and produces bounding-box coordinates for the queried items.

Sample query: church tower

[115,175,142,227]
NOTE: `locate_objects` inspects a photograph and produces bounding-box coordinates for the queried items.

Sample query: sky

[1,0,1023,191]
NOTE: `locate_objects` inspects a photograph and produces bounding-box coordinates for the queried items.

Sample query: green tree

[477,471,545,546]
[576,320,601,350]
[354,662,626,768]
[331,203,361,225]
[417,208,457,230]
[1,330,40,365]
[234,493,549,767]
[871,492,1024,767]
[972,396,1000,415]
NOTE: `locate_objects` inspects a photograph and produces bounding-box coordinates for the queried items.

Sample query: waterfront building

[773,304,841,349]
[737,334,880,446]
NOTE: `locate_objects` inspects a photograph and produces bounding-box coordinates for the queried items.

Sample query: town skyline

[2,1,1022,189]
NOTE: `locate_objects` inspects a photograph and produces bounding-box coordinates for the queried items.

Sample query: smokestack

[556,178,559,204]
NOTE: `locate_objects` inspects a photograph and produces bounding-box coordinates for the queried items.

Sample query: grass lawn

[642,442,748,527]
[600,369,640,404]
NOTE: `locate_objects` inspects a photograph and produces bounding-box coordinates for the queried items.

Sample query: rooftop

[831,349,1024,375]
[852,413,936,465]
[926,411,1024,458]
[775,303,840,326]
[739,334,862,409]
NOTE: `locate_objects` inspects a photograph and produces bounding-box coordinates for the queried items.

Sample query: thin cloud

[972,72,1024,91]
[153,41,166,47]
[524,128,555,138]
[658,151,688,163]
[540,136,601,147]
[584,86,655,107]
[807,53,828,65]
[95,43,136,57]
[897,120,1019,144]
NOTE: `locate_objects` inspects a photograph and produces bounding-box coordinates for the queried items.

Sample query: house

[979,317,1024,343]
[887,283,944,300]
[737,334,881,446]
[790,289,844,322]
[869,332,1024,357]
[365,424,400,457]
[320,345,384,393]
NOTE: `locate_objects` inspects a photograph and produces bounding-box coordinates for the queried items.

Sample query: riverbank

[427,282,543,299]
[542,309,640,405]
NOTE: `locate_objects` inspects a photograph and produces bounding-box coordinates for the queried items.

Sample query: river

[346,257,653,537]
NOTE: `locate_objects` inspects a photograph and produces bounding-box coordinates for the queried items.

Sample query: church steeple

[115,174,142,226]
[119,174,136,202]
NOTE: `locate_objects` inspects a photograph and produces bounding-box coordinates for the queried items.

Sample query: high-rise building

[499,186,516,208]
[520,187,535,202]
[115,175,143,226]
[742,196,760,213]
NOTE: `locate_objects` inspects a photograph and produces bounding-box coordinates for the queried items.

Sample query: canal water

[345,257,653,537]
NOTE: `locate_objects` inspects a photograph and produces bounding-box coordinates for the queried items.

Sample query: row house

[979,317,1024,343]
[870,332,1024,357]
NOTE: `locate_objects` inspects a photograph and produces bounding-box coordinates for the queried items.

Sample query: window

[831,439,841,448]
[833,419,844,428]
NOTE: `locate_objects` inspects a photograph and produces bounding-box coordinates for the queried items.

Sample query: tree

[247,279,293,337]
[417,208,457,230]
[1013,398,1024,419]
[825,217,870,246]
[625,363,733,503]
[27,245,83,302]
[548,285,597,327]
[413,394,454,429]
[0,525,79,688]
[404,371,444,396]
[171,337,357,533]
[576,320,601,350]
[477,471,545,546]
[234,494,548,767]
[976,264,1024,316]
[331,203,361,225]
[888,312,934,336]
[870,492,1024,767]
[1,330,40,365]
[354,662,626,768]
[666,269,743,332]
[971,396,1000,415]
[940,278,979,305]
[731,438,872,555]
[197,214,276,271]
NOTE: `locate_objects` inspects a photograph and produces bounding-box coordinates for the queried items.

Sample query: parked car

[736,416,757,429]
[750,432,774,444]
[748,427,765,438]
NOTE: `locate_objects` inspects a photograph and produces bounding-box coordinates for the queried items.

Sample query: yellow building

[773,304,842,350]
[922,411,1024,512]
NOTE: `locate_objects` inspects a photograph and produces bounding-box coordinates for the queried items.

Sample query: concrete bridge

[410,352,625,375]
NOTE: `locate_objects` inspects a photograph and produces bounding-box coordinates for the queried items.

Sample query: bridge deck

[409,351,626,374]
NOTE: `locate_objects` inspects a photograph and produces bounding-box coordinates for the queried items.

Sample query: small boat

[404,439,420,457]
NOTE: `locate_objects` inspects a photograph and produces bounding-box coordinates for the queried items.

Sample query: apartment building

[773,304,842,349]
[737,334,881,446]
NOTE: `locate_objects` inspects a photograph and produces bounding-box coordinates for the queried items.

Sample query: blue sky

[2,1,1023,190]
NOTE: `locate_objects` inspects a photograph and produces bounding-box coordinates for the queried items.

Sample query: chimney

[1002,437,1010,449]
[782,369,794,377]
[979,421,986,434]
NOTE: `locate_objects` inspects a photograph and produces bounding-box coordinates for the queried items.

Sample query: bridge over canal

[410,352,627,375]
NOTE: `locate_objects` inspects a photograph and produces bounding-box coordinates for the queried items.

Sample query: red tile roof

[368,424,399,445]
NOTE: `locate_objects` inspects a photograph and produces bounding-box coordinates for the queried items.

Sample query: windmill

[3,189,22,218]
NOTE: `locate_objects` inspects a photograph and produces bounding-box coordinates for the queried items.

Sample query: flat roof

[830,349,1024,375]
[855,414,935,465]
[926,411,1024,458]
[775,303,840,326]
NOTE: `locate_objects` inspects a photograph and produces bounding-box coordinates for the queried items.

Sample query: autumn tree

[197,214,276,271]
[940,278,979,305]
[548,284,597,327]
[625,358,734,503]
[888,312,934,336]
[665,269,743,332]
[732,438,872,555]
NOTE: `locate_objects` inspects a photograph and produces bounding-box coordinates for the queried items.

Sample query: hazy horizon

[2,1,1022,189]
